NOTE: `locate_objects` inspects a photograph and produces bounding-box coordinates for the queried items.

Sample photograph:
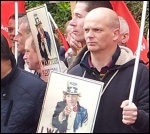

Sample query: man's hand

[63,106,72,116]
[120,100,138,125]
[69,32,82,56]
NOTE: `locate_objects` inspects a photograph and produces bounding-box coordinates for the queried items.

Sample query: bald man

[67,8,149,133]
[66,1,113,69]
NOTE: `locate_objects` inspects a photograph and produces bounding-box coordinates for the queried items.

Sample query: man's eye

[8,27,15,33]
[84,29,89,32]
[25,50,29,53]
[94,29,102,32]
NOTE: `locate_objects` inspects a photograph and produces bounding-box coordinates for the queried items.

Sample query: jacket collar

[80,45,121,73]
[1,56,19,88]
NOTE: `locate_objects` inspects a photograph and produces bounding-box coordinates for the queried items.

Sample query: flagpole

[15,2,18,62]
[128,1,147,105]
[47,12,69,51]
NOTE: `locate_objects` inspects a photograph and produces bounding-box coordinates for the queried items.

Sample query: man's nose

[23,53,27,60]
[13,35,18,42]
[70,18,77,27]
[86,30,94,38]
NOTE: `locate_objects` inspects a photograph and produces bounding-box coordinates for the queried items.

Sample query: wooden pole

[128,1,147,105]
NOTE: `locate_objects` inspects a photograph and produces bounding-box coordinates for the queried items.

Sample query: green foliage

[46,2,72,33]
[25,1,46,9]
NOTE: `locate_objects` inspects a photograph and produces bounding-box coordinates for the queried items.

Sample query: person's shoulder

[18,69,46,87]
[138,61,149,72]
[67,64,83,76]
[79,105,87,112]
[14,69,47,100]
[56,101,66,106]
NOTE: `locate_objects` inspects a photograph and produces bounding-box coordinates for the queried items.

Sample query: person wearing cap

[34,13,51,66]
[52,81,88,133]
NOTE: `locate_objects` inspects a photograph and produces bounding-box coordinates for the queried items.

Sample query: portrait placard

[37,71,104,133]
[26,4,62,80]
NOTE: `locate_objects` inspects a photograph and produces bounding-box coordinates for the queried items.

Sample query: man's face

[23,37,40,71]
[14,23,28,54]
[65,94,78,107]
[84,12,119,53]
[7,18,23,48]
[8,18,15,47]
[70,2,88,43]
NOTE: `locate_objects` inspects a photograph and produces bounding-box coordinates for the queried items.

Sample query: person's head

[84,7,120,53]
[7,13,26,48]
[23,33,40,72]
[63,81,80,107]
[118,16,129,47]
[14,15,31,54]
[1,34,14,79]
[70,1,113,44]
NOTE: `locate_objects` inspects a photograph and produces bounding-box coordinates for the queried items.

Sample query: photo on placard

[26,4,61,74]
[36,71,104,133]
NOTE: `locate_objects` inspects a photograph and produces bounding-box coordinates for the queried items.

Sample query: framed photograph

[37,71,104,133]
[26,4,62,76]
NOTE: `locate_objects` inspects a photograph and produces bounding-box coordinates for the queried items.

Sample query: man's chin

[10,42,15,47]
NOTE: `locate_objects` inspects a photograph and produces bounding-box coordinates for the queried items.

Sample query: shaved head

[84,7,120,30]
[83,7,120,55]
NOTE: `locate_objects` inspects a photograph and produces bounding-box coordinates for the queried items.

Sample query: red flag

[1,1,25,47]
[110,1,148,64]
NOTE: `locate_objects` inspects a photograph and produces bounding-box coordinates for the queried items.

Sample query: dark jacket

[67,46,149,133]
[1,57,47,133]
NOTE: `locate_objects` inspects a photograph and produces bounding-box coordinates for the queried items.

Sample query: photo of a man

[34,13,51,65]
[52,81,88,133]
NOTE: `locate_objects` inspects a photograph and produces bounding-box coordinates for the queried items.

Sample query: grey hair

[118,16,129,35]
[19,15,31,34]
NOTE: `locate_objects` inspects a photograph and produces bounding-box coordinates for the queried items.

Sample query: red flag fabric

[1,1,25,47]
[110,1,148,64]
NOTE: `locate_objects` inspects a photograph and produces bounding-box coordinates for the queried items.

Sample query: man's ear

[121,33,129,44]
[113,28,120,41]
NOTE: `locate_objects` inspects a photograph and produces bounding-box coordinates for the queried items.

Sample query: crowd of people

[1,1,149,133]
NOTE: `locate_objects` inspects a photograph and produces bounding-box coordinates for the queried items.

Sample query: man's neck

[90,46,117,71]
